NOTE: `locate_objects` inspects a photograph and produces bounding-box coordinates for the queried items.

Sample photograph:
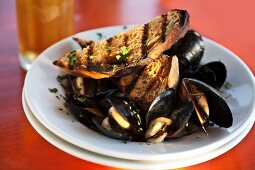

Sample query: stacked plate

[22,26,255,170]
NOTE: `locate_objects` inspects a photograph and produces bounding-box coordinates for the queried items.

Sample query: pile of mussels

[61,30,233,143]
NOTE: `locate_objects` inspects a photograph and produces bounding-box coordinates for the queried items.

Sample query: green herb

[120,46,129,55]
[49,88,58,93]
[224,82,232,89]
[123,140,128,144]
[165,20,177,35]
[96,32,103,39]
[88,54,94,60]
[116,46,129,62]
[196,95,201,99]
[145,41,149,46]
[123,25,127,30]
[56,96,60,100]
[69,53,76,66]
[56,74,68,82]
[105,46,113,51]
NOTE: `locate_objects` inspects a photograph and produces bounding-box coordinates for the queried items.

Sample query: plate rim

[24,25,255,161]
[22,88,255,169]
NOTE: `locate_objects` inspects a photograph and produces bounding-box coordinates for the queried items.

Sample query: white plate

[22,89,255,169]
[24,25,255,161]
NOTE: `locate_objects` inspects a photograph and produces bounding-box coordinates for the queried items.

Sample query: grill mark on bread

[53,10,190,79]
[125,67,145,94]
[124,35,128,46]
[141,24,149,59]
[160,14,168,43]
[87,43,94,68]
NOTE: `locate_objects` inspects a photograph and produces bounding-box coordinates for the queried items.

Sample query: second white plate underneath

[22,89,254,170]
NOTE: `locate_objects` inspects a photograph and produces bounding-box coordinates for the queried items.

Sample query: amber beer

[16,0,74,70]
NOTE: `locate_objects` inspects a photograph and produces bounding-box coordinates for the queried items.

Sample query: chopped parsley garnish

[49,88,58,93]
[120,46,129,55]
[96,32,103,39]
[105,46,113,51]
[69,53,76,66]
[116,46,129,62]
[224,82,232,89]
[88,54,94,60]
[57,74,68,82]
[196,95,201,99]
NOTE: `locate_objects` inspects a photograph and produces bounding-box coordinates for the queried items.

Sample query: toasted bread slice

[116,55,179,111]
[53,9,189,79]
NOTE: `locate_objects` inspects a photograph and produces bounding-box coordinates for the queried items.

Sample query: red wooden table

[0,0,255,169]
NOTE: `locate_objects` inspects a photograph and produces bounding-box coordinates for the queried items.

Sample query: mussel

[145,88,176,143]
[165,30,205,73]
[61,28,233,143]
[69,75,118,98]
[67,93,106,130]
[179,78,233,133]
[92,97,144,140]
[145,89,196,143]
[182,61,227,89]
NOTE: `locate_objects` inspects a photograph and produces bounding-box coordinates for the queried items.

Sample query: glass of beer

[16,0,74,71]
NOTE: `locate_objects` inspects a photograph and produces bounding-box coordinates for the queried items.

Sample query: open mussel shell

[106,97,143,135]
[204,61,227,89]
[182,61,227,89]
[69,75,119,98]
[165,30,204,72]
[92,117,131,140]
[66,93,105,129]
[167,101,194,138]
[180,78,233,130]
[144,88,176,142]
[146,88,176,126]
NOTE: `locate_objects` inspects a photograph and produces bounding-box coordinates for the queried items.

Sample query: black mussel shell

[204,61,227,89]
[96,79,119,98]
[182,61,227,89]
[167,101,194,138]
[92,117,131,140]
[106,97,143,134]
[68,93,108,113]
[68,101,96,130]
[69,76,97,97]
[164,30,204,73]
[185,78,233,128]
[146,88,176,127]
[69,75,119,98]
